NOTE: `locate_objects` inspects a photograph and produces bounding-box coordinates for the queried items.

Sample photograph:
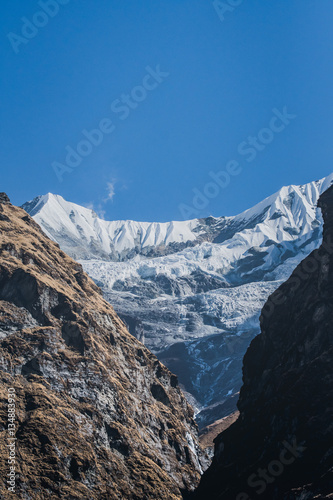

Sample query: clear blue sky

[1,0,333,221]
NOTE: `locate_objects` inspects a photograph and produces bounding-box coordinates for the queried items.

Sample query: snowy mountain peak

[235,174,333,225]
[22,193,207,260]
[22,173,333,262]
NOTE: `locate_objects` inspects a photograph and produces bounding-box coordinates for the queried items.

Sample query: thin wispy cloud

[104,181,116,202]
[85,180,117,220]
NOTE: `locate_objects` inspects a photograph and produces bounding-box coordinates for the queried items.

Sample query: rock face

[191,186,333,499]
[0,193,10,205]
[0,197,206,499]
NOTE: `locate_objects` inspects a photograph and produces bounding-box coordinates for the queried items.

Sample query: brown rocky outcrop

[0,196,206,499]
[191,186,333,499]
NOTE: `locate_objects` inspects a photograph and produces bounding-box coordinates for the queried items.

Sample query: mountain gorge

[2,176,333,498]
[23,174,333,426]
[191,184,333,499]
[0,193,207,499]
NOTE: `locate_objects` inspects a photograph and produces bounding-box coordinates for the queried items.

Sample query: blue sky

[1,0,333,221]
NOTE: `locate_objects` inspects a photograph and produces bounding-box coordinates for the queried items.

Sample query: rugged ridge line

[191,186,333,499]
[0,194,207,499]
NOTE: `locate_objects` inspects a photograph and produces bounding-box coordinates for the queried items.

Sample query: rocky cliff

[0,194,206,499]
[191,186,333,498]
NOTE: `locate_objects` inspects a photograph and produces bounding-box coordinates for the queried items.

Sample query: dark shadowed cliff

[191,186,333,499]
[0,193,207,499]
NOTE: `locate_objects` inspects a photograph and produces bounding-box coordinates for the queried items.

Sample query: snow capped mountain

[67,174,331,300]
[22,193,220,261]
[22,173,333,426]
[23,174,332,268]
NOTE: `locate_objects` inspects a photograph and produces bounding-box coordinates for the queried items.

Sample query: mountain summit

[23,174,333,265]
[22,193,207,261]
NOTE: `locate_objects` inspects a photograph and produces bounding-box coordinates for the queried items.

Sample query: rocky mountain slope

[23,174,333,426]
[0,193,207,499]
[190,185,333,499]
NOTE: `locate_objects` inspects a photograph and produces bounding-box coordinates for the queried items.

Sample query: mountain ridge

[23,173,333,263]
[0,194,207,499]
[22,193,221,261]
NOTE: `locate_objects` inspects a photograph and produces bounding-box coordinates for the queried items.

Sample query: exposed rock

[191,186,333,499]
[199,411,239,457]
[0,193,10,204]
[0,195,207,499]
